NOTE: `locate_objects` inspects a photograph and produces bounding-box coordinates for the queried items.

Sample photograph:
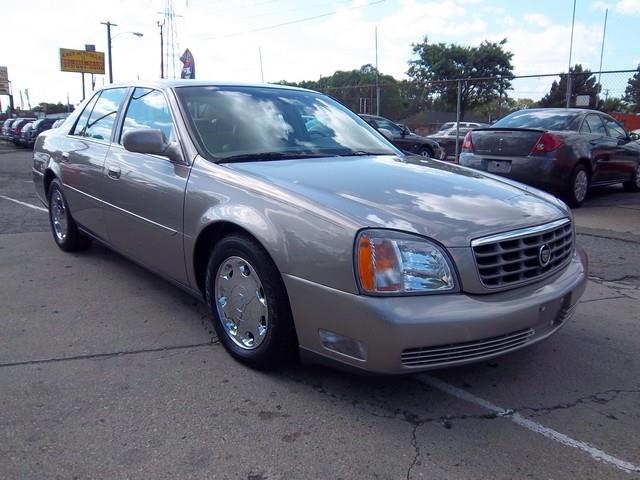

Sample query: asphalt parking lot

[1,141,639,479]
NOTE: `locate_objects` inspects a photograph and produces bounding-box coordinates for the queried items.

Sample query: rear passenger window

[71,93,100,136]
[585,115,606,135]
[84,88,127,141]
[120,88,175,143]
[579,119,591,133]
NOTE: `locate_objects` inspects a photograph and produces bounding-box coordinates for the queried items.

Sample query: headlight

[355,229,458,295]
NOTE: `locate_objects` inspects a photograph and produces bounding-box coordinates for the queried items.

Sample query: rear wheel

[623,163,640,192]
[48,179,92,252]
[565,164,589,208]
[418,146,434,158]
[205,234,297,370]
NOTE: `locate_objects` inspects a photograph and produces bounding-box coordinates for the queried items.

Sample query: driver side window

[120,88,175,144]
[375,118,403,136]
[603,117,627,140]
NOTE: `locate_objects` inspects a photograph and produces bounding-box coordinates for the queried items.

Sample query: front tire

[48,179,92,252]
[205,234,297,370]
[565,164,589,208]
[623,163,640,192]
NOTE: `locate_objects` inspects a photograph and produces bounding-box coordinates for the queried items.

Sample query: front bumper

[284,248,588,375]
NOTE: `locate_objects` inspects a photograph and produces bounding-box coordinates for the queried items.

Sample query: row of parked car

[1,117,64,148]
[360,110,640,207]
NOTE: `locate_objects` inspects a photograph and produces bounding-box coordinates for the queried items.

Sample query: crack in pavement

[580,295,628,304]
[280,371,519,479]
[0,341,219,369]
[577,232,640,245]
[516,388,640,418]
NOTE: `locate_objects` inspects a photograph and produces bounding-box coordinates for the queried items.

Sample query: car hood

[228,155,568,247]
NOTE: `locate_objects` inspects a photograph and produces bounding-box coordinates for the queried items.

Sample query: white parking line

[419,375,640,474]
[0,195,47,212]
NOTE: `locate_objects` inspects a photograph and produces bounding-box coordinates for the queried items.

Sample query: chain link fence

[316,69,639,160]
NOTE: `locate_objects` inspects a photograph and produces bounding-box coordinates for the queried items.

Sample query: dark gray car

[33,81,587,374]
[459,108,640,207]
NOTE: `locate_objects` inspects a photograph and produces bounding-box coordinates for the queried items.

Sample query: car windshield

[175,85,397,161]
[492,110,578,130]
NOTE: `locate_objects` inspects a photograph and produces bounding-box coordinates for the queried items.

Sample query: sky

[2,0,640,109]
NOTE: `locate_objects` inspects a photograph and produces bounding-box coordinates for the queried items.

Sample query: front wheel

[205,234,297,370]
[48,179,92,252]
[622,163,640,192]
[565,164,589,208]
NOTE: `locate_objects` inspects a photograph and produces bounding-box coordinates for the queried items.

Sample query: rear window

[492,110,578,131]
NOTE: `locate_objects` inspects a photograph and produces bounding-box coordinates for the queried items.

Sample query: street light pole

[565,0,577,108]
[101,21,117,83]
[157,21,164,79]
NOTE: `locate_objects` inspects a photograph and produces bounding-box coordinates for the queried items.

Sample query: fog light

[319,330,367,361]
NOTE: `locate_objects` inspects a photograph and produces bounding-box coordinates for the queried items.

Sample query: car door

[602,116,639,183]
[374,117,410,149]
[101,87,190,284]
[61,87,128,241]
[582,114,618,184]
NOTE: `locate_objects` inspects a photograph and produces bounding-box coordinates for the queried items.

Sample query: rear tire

[622,163,640,192]
[205,234,297,370]
[418,146,434,158]
[565,164,589,208]
[48,179,92,252]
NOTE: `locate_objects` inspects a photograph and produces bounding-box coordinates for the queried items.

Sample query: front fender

[183,156,360,294]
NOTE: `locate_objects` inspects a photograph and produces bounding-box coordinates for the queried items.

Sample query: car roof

[95,80,314,94]
[510,108,598,115]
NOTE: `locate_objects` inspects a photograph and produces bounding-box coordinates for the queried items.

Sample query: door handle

[107,165,121,179]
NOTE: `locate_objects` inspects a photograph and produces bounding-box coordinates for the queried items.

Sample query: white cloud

[615,0,640,15]
[592,0,640,14]
[1,0,635,108]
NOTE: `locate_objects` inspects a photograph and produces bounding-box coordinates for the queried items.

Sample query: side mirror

[123,128,183,163]
[378,128,394,142]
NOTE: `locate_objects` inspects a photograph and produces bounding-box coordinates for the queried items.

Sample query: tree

[407,37,514,120]
[623,66,640,113]
[276,65,408,118]
[538,65,600,108]
[33,102,73,114]
[598,97,626,113]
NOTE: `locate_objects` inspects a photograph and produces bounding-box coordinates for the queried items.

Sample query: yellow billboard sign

[59,48,105,74]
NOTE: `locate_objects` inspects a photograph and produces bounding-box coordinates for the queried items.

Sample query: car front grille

[471,218,573,289]
[401,328,535,367]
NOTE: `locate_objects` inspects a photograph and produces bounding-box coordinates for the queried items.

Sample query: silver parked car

[33,81,588,374]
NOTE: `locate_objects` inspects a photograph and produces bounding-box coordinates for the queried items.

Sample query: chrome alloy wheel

[573,169,588,203]
[215,256,268,350]
[50,189,68,242]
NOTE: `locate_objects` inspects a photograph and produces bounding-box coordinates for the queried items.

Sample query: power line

[206,0,386,39]
[240,0,351,22]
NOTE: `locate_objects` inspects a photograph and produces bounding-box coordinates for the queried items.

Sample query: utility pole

[565,0,577,108]
[101,21,117,83]
[598,8,608,85]
[259,46,264,83]
[158,21,165,78]
[375,26,380,116]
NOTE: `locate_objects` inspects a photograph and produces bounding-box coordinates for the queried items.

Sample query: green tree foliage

[276,64,407,117]
[623,66,640,113]
[32,102,73,114]
[598,97,626,113]
[407,37,514,119]
[538,65,600,108]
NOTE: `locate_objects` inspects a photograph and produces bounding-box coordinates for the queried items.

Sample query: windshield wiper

[335,150,392,157]
[218,152,332,163]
